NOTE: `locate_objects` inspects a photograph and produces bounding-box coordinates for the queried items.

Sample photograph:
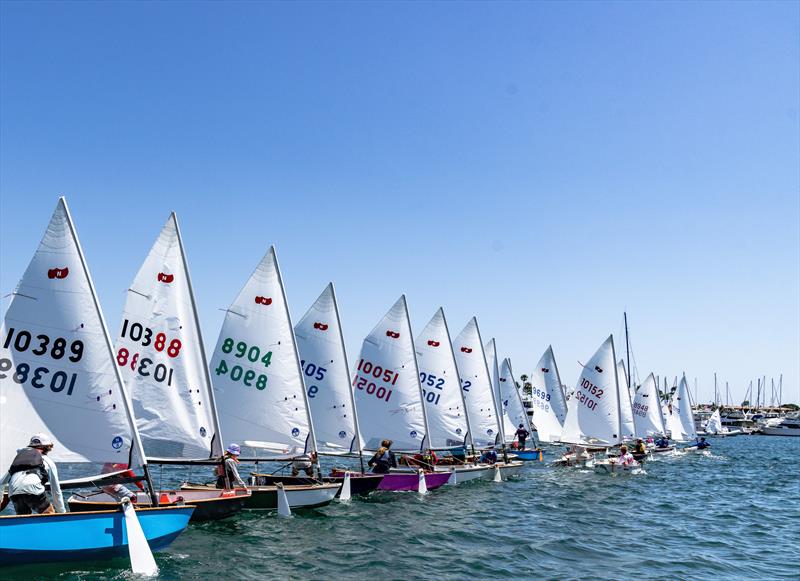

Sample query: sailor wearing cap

[0,433,66,514]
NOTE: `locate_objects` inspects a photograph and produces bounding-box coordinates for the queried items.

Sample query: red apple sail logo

[386,330,400,339]
[313,322,329,331]
[427,340,440,347]
[541,367,550,373]
[460,346,473,353]
[47,267,69,279]
[157,272,174,283]
[254,296,272,306]
[594,366,603,373]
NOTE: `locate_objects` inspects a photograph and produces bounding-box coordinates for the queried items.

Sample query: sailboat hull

[67,489,249,522]
[254,473,384,497]
[433,464,491,483]
[508,449,542,461]
[379,471,451,491]
[0,506,193,566]
[181,483,339,510]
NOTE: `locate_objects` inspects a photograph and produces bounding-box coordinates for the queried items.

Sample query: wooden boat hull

[181,483,340,510]
[0,506,193,566]
[255,473,384,497]
[378,471,451,491]
[67,488,249,522]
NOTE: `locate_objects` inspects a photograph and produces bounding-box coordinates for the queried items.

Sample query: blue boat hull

[512,450,541,461]
[0,506,194,566]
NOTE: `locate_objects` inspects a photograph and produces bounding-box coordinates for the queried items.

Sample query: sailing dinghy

[632,373,674,453]
[351,297,450,491]
[256,283,383,496]
[1,198,193,566]
[529,346,568,445]
[183,249,339,509]
[498,358,540,461]
[414,308,492,483]
[453,320,522,479]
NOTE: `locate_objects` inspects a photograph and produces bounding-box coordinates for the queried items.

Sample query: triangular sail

[210,248,315,459]
[499,358,530,441]
[632,373,665,437]
[706,409,722,434]
[414,308,471,449]
[453,318,500,448]
[484,338,506,444]
[560,336,622,446]
[117,213,222,461]
[674,375,697,441]
[352,296,428,452]
[294,283,361,455]
[617,360,636,441]
[1,198,145,473]
[529,346,568,443]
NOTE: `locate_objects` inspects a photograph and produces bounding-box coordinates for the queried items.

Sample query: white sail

[294,283,360,455]
[632,373,665,437]
[117,213,221,461]
[210,248,315,459]
[453,319,500,448]
[706,409,723,434]
[414,308,471,449]
[499,358,530,440]
[560,336,622,446]
[352,296,428,452]
[484,338,506,444]
[1,198,146,472]
[663,400,683,440]
[529,346,568,443]
[617,360,636,441]
[673,375,697,441]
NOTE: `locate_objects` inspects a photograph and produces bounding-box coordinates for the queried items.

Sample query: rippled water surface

[4,436,799,580]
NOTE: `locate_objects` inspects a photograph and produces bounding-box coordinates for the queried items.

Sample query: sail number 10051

[352,358,396,402]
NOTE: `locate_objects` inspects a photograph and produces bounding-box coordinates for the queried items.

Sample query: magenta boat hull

[378,472,451,491]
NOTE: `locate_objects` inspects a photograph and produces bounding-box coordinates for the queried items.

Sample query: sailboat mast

[714,373,717,407]
[624,312,632,390]
[329,283,365,472]
[610,335,623,445]
[172,213,225,459]
[62,198,158,505]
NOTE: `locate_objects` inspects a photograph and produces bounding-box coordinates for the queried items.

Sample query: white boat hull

[593,460,642,475]
[435,464,492,483]
[759,426,800,437]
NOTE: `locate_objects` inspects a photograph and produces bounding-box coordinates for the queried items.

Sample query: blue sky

[2,1,798,404]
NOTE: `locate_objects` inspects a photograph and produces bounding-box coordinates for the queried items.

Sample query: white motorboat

[760,413,800,437]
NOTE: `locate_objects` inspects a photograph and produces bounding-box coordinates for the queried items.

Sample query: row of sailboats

[1,198,530,569]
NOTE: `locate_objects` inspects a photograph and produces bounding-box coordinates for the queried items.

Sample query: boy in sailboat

[0,434,65,515]
[515,424,530,450]
[215,443,247,489]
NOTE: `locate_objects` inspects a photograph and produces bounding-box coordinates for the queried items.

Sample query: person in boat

[515,424,530,450]
[479,447,498,465]
[616,445,637,467]
[633,439,647,455]
[655,436,670,448]
[0,433,65,515]
[100,462,143,501]
[215,443,247,489]
[694,437,711,450]
[291,452,317,478]
[367,440,397,474]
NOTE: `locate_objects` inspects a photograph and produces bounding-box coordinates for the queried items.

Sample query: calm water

[4,436,799,580]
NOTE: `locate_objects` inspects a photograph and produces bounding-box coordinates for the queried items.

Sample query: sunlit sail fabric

[117,214,221,461]
[499,358,530,441]
[295,283,360,455]
[617,360,636,441]
[560,336,622,446]
[632,373,665,437]
[415,308,470,449]
[352,296,428,452]
[210,248,315,459]
[453,319,500,448]
[673,375,697,441]
[529,346,568,443]
[1,198,145,472]
[484,338,506,443]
